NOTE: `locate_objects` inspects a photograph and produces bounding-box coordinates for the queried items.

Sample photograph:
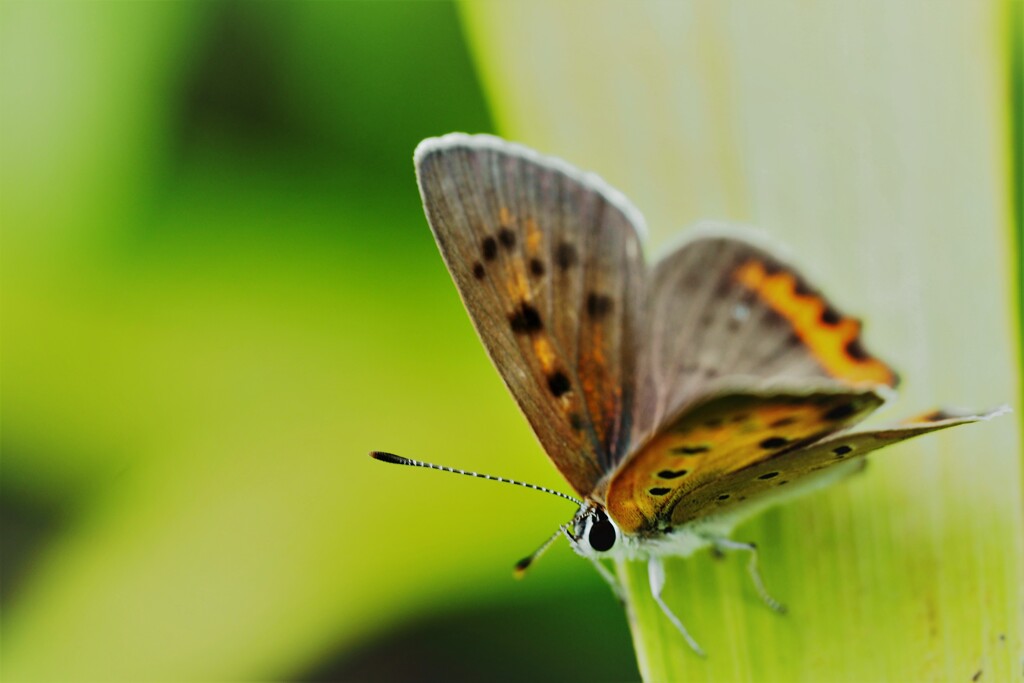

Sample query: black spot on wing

[586,293,613,318]
[657,469,688,479]
[556,242,578,270]
[481,236,498,261]
[793,276,813,296]
[759,437,789,449]
[824,403,856,421]
[758,472,780,480]
[821,306,841,325]
[547,371,571,397]
[833,445,852,457]
[498,228,516,249]
[472,262,485,280]
[529,258,545,277]
[845,338,869,360]
[509,303,543,335]
[649,487,671,496]
[671,445,709,455]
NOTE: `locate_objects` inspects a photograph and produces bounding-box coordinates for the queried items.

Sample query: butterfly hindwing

[605,384,887,533]
[667,407,1003,526]
[415,134,646,496]
[633,235,898,443]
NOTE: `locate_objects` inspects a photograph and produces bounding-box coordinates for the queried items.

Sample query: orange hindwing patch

[733,260,897,387]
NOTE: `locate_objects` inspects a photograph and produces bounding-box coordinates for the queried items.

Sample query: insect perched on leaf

[371,133,1003,656]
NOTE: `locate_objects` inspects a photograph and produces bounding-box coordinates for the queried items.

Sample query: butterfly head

[567,503,621,558]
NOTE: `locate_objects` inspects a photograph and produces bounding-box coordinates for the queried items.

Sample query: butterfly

[371,133,1002,656]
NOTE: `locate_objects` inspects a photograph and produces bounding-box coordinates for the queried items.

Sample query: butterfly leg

[712,539,787,614]
[648,557,707,657]
[590,560,625,603]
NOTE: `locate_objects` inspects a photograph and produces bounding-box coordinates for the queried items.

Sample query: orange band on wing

[734,260,896,387]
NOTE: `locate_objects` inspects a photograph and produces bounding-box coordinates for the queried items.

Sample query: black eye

[588,517,616,552]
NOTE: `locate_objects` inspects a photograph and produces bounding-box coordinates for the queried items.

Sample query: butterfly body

[377,132,1001,655]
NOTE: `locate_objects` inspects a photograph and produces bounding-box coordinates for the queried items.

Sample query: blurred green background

[2,2,1020,682]
[1,2,637,681]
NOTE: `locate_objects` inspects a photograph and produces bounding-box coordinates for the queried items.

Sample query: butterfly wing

[604,384,888,532]
[667,407,1004,526]
[608,230,905,532]
[415,134,646,496]
[633,234,898,442]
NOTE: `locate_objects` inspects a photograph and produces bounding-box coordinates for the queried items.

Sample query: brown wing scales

[416,135,645,496]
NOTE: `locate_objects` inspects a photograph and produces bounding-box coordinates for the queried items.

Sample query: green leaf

[462,2,1022,680]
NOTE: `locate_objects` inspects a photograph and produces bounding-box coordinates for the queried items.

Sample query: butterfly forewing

[416,134,646,496]
[667,408,1001,526]
[605,385,886,533]
[633,236,898,442]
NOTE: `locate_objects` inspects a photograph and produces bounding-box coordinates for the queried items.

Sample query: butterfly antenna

[514,524,571,578]
[370,452,583,506]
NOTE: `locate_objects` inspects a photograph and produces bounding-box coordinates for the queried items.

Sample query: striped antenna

[370,451,583,506]
[514,524,571,577]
